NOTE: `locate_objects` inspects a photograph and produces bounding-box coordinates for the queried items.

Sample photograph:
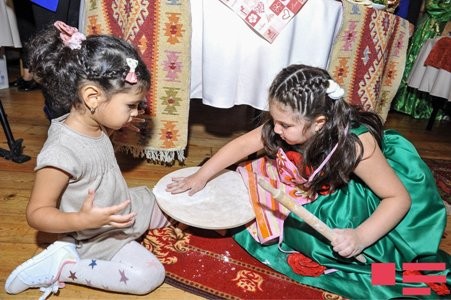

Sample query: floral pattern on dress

[275,148,315,204]
[276,148,332,199]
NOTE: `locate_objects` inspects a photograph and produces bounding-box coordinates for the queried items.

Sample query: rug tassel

[114,145,186,163]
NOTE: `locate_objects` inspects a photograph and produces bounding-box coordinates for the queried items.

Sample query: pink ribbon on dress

[54,21,86,50]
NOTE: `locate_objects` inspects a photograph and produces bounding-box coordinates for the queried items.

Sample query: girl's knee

[112,241,166,294]
[132,260,165,295]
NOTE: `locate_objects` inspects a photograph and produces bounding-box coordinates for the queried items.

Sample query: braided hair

[261,64,383,193]
[27,24,150,118]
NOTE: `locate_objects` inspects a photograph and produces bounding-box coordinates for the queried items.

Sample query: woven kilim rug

[84,0,190,163]
[327,1,409,123]
[142,226,346,299]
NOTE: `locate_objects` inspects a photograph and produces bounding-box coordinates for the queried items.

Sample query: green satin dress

[234,126,450,299]
[391,0,451,119]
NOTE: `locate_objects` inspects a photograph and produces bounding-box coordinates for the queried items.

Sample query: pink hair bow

[125,58,138,84]
[54,21,86,50]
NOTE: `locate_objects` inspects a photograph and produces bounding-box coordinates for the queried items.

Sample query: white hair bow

[125,58,138,84]
[326,80,345,100]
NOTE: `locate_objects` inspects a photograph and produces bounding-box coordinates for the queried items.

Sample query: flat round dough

[153,167,255,230]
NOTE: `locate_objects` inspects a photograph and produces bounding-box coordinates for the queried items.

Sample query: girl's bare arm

[27,167,136,233]
[167,125,265,195]
[332,132,411,257]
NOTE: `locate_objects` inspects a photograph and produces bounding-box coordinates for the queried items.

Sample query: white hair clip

[326,80,345,100]
[125,58,138,84]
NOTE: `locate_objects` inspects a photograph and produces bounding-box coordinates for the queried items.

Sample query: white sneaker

[4,241,79,296]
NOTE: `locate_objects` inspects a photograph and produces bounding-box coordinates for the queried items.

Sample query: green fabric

[234,127,450,299]
[391,0,451,119]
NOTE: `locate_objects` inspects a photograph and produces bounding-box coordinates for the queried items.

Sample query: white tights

[59,241,164,294]
[59,204,171,295]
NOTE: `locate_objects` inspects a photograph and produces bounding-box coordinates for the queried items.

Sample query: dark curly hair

[261,64,383,194]
[27,24,150,118]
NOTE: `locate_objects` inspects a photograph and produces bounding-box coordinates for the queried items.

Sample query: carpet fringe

[114,144,186,164]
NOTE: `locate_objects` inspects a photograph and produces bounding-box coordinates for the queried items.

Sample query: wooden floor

[0,88,450,299]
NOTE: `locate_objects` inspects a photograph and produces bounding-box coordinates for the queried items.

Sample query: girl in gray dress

[5,21,170,299]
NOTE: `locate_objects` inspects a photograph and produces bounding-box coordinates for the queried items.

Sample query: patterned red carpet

[142,226,345,299]
[141,159,450,299]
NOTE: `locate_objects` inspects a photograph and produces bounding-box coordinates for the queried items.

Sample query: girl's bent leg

[59,241,164,295]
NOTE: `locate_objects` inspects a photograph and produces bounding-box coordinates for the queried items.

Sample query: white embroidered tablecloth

[219,0,309,43]
[190,0,343,111]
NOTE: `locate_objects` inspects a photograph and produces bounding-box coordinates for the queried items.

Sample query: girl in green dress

[167,64,450,299]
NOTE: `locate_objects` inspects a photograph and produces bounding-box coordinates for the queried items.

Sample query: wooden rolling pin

[258,178,367,263]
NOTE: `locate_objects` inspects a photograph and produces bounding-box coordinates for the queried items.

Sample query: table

[407,37,451,130]
[190,0,343,111]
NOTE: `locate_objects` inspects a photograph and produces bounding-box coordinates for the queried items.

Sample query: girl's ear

[80,84,103,112]
[314,115,327,132]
